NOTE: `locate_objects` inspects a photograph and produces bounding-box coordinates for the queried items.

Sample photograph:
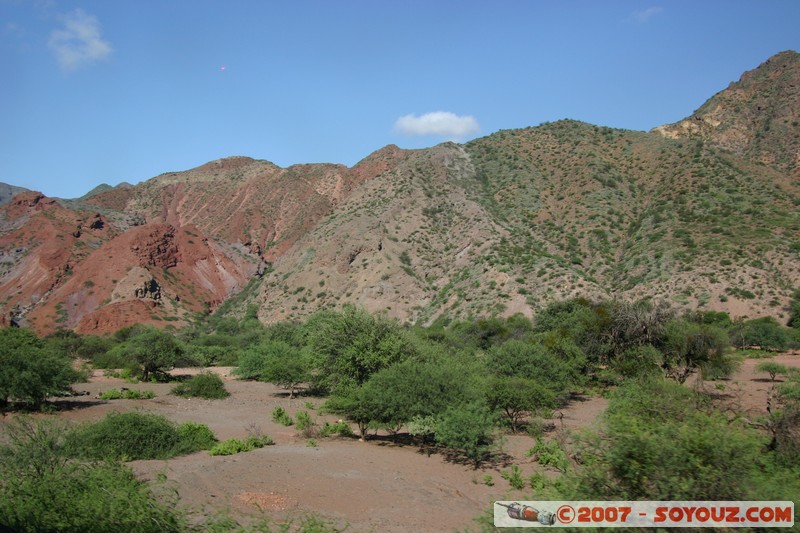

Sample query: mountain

[253,51,800,325]
[0,182,30,206]
[654,50,800,177]
[77,182,134,201]
[1,51,798,333]
[254,119,798,325]
[0,191,256,333]
[0,155,394,333]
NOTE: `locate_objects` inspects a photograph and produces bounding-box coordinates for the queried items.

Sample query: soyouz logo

[494,501,795,528]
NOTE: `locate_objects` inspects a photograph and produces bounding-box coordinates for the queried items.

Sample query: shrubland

[2,296,799,529]
[0,417,196,532]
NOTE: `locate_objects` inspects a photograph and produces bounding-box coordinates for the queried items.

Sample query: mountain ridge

[2,51,799,333]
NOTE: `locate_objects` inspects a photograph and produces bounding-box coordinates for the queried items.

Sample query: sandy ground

[4,353,799,531]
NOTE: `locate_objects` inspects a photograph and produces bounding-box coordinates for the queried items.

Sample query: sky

[2,1,800,198]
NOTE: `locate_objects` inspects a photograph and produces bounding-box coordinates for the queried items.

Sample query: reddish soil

[694,352,800,415]
[6,354,799,531]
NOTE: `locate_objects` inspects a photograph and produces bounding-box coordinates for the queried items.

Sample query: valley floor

[11,353,800,532]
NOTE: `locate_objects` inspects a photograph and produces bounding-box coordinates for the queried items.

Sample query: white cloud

[394,111,480,138]
[49,9,112,70]
[633,6,664,24]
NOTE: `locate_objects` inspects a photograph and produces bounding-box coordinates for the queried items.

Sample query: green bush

[500,464,526,489]
[236,341,312,398]
[192,345,238,367]
[65,411,215,461]
[90,350,134,370]
[0,418,183,532]
[308,305,416,394]
[234,340,300,382]
[74,334,116,361]
[407,414,436,443]
[208,435,274,456]
[789,298,800,329]
[109,327,186,382]
[329,356,484,437]
[272,406,293,426]
[319,420,355,438]
[611,345,663,379]
[175,422,218,455]
[485,340,584,400]
[295,410,313,430]
[604,378,704,422]
[99,388,155,400]
[567,379,800,504]
[171,371,229,399]
[663,320,731,383]
[737,317,794,351]
[434,402,496,465]
[0,328,79,408]
[526,438,570,471]
[485,376,556,432]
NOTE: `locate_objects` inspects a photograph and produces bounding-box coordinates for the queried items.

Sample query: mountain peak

[0,182,31,206]
[653,50,800,176]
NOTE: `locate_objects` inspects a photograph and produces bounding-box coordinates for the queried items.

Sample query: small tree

[738,317,791,351]
[485,339,583,400]
[663,320,730,383]
[234,341,310,397]
[485,376,556,433]
[788,297,800,329]
[324,387,373,440]
[329,357,484,436]
[756,361,790,383]
[308,305,415,394]
[113,327,184,381]
[435,402,496,466]
[259,344,310,398]
[0,328,77,408]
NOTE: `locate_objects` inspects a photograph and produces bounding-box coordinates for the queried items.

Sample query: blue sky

[2,1,799,198]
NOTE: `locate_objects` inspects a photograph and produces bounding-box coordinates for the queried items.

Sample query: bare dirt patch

[695,352,800,415]
[13,368,601,531]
